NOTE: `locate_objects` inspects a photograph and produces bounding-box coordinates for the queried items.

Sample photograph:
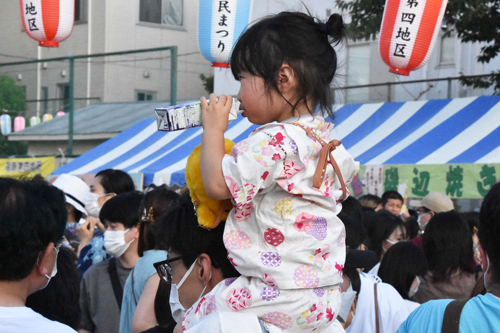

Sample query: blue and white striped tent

[53,95,500,186]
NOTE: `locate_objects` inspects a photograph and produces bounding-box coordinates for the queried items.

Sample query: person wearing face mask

[142,193,243,333]
[0,176,77,333]
[79,191,143,333]
[408,192,454,249]
[398,183,500,333]
[77,169,136,278]
[366,210,406,277]
[410,211,476,305]
[52,174,90,253]
[378,242,428,314]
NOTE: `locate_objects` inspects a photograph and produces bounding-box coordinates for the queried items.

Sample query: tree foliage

[0,75,28,157]
[336,0,500,92]
[199,74,214,95]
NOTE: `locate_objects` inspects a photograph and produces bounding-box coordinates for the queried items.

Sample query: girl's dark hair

[423,211,474,283]
[378,242,428,300]
[341,196,364,223]
[95,169,135,194]
[230,11,346,118]
[26,247,80,329]
[405,216,420,240]
[155,193,240,279]
[368,210,406,260]
[138,185,180,256]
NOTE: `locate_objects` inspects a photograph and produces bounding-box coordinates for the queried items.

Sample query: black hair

[339,212,367,250]
[138,186,180,256]
[461,211,480,236]
[26,247,80,329]
[230,11,346,118]
[341,196,364,223]
[343,267,361,295]
[95,169,135,194]
[404,216,420,240]
[378,242,428,300]
[477,183,500,286]
[155,193,240,279]
[0,176,67,281]
[381,190,403,206]
[358,194,381,210]
[368,210,406,260]
[423,211,474,283]
[99,191,144,229]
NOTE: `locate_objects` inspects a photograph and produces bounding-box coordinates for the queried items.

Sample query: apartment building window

[137,90,156,101]
[440,34,455,64]
[346,44,370,103]
[58,84,69,112]
[75,0,88,23]
[41,87,48,113]
[139,0,183,27]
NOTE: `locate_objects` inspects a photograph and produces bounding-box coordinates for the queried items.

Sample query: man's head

[154,193,239,310]
[99,191,144,258]
[0,177,66,293]
[381,191,404,216]
[477,182,500,291]
[410,192,454,231]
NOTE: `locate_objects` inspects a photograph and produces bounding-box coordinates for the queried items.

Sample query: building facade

[0,0,213,118]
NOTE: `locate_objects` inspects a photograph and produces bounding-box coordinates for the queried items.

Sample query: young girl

[183,12,359,332]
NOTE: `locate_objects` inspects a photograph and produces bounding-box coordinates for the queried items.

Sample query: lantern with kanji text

[379,0,448,75]
[19,0,75,47]
[198,0,253,68]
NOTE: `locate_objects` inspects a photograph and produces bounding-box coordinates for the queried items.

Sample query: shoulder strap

[131,267,138,305]
[442,298,469,333]
[374,283,380,333]
[108,257,124,310]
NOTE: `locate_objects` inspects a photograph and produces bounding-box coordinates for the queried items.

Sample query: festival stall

[52,95,500,199]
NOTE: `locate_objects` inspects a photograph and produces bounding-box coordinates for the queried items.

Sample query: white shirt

[347,273,410,333]
[0,306,77,333]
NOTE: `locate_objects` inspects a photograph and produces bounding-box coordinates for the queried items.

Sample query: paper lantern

[56,111,65,117]
[14,116,26,132]
[30,116,41,126]
[379,0,448,75]
[42,113,53,122]
[0,114,12,135]
[198,0,253,67]
[19,0,74,47]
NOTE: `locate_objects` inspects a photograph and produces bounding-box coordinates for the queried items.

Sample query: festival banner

[356,164,498,199]
[0,156,55,178]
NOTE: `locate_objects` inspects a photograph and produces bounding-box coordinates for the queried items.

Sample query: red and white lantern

[19,0,74,47]
[379,0,448,75]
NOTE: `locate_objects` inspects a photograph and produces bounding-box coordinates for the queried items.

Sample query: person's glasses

[153,256,186,284]
[417,208,430,216]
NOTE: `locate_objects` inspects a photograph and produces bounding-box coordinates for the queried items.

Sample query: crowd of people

[0,172,498,333]
[1,10,499,333]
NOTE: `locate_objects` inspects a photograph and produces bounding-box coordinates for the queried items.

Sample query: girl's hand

[201,93,233,133]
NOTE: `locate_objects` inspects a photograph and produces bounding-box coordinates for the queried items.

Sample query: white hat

[52,174,90,215]
[409,192,454,213]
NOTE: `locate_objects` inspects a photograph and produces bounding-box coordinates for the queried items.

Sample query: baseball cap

[52,174,90,215]
[409,192,454,213]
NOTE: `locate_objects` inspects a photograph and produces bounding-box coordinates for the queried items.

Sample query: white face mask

[104,229,134,258]
[169,257,212,323]
[84,192,102,218]
[417,213,430,230]
[408,276,421,298]
[38,246,59,290]
[338,283,357,323]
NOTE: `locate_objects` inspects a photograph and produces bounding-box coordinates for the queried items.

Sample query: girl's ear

[277,64,295,89]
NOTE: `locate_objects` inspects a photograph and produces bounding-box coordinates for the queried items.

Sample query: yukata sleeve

[221,130,301,216]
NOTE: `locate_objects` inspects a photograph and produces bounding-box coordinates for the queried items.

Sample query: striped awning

[53,95,500,186]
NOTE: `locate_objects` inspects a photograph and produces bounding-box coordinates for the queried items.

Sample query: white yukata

[182,114,359,332]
